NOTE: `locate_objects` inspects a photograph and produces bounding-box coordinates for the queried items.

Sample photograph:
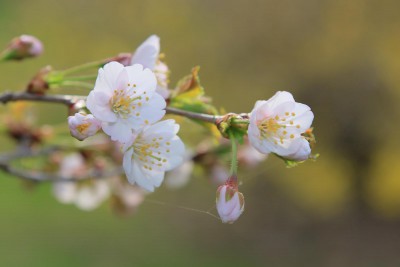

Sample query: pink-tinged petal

[130,35,160,69]
[216,185,245,223]
[68,113,101,141]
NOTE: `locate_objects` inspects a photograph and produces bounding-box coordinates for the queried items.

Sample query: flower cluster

[68,36,185,193]
[0,34,317,223]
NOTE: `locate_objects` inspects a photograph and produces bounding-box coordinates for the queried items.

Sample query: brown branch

[0,91,84,106]
[0,91,222,124]
[165,106,221,123]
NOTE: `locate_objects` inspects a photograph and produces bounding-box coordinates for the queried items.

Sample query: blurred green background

[1,0,400,266]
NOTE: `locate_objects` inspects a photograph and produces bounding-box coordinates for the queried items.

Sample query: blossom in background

[130,35,170,99]
[238,141,268,167]
[1,35,43,61]
[86,62,166,143]
[110,177,147,215]
[52,153,110,211]
[123,119,185,192]
[68,113,101,141]
[165,157,194,189]
[216,176,245,224]
[248,91,314,161]
[210,164,230,186]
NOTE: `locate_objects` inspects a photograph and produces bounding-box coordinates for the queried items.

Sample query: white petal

[102,121,134,143]
[130,161,156,192]
[130,35,160,69]
[126,65,158,96]
[86,91,117,123]
[123,148,134,175]
[102,61,125,89]
[267,91,295,109]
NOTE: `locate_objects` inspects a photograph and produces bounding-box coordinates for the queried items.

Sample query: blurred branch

[0,145,123,182]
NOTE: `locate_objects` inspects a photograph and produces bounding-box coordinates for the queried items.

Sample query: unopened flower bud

[216,176,245,224]
[1,35,43,61]
[26,65,52,95]
[68,113,101,141]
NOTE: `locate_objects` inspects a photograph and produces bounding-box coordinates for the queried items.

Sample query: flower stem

[229,131,238,176]
[63,75,97,82]
[60,60,104,76]
[59,81,94,89]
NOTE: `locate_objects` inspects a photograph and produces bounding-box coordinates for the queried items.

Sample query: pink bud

[216,177,245,224]
[1,35,43,61]
[68,113,101,141]
[104,53,132,66]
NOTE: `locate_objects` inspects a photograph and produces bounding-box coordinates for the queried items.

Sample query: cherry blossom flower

[123,119,185,192]
[86,62,166,143]
[216,176,245,224]
[248,91,314,161]
[68,113,101,141]
[52,153,110,211]
[130,35,170,99]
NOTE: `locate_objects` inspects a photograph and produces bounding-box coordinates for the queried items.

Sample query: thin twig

[0,91,222,124]
[165,106,221,123]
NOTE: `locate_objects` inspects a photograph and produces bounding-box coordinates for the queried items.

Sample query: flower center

[258,112,299,145]
[109,89,141,118]
[77,122,90,134]
[258,115,282,139]
[132,136,170,172]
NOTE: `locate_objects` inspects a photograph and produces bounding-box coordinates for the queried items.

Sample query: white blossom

[123,119,185,192]
[111,177,146,214]
[130,35,170,99]
[165,158,194,189]
[216,182,245,224]
[68,113,101,141]
[86,61,166,143]
[52,153,110,211]
[248,91,314,161]
[238,142,268,167]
